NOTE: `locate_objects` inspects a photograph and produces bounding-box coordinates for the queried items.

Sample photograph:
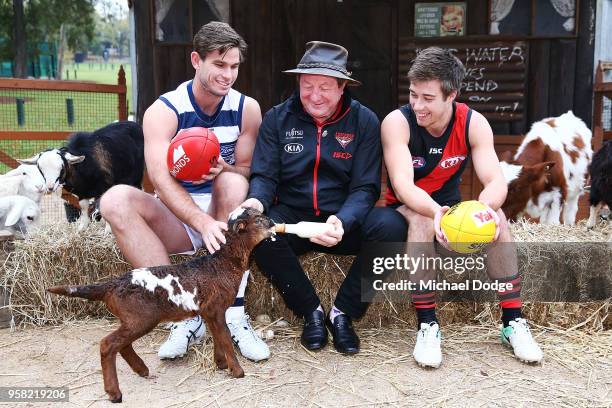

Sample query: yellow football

[440,200,497,253]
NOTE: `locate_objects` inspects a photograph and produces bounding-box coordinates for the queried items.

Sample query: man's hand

[433,205,452,251]
[240,198,264,213]
[195,217,228,254]
[310,215,344,247]
[192,157,226,184]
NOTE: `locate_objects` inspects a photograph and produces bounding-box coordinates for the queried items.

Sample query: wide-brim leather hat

[283,41,361,86]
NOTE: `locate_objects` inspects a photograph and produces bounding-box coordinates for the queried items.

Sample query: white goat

[0,195,40,238]
[0,165,46,203]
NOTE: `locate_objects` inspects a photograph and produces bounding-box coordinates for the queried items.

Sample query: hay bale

[0,221,609,330]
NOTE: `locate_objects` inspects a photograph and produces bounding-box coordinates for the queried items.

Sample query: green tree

[0,0,96,78]
[90,0,129,58]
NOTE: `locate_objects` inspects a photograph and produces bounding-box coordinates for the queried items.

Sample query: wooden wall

[231,0,398,120]
[134,0,597,129]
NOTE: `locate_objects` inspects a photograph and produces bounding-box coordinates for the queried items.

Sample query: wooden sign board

[398,39,528,121]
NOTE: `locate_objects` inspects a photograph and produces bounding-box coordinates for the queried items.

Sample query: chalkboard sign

[398,39,528,121]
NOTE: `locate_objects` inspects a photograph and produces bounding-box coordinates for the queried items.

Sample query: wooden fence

[0,67,128,206]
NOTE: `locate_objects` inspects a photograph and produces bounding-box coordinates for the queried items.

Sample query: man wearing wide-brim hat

[240,41,408,354]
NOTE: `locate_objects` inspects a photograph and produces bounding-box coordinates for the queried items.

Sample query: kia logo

[439,155,466,169]
[284,143,304,154]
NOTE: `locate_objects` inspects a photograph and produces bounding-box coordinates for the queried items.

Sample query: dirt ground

[0,319,610,408]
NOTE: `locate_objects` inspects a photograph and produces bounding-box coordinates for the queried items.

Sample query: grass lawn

[64,60,133,113]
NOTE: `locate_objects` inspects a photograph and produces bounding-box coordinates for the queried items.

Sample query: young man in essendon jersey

[381,47,543,367]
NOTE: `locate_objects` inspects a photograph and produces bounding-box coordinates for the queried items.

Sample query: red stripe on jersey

[385,103,470,205]
[415,103,470,195]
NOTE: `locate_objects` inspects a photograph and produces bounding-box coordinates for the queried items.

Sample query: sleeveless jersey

[385,102,472,206]
[159,80,245,194]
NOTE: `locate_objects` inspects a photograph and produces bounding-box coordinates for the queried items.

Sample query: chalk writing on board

[403,41,528,121]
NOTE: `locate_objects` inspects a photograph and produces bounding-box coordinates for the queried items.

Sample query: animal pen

[0,67,128,225]
[593,60,612,149]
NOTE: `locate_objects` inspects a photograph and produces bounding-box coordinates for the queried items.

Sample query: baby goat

[0,195,40,238]
[19,121,144,230]
[48,208,275,403]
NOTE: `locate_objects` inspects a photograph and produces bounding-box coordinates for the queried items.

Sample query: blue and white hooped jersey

[159,80,245,194]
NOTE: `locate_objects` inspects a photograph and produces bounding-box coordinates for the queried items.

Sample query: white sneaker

[227,314,270,362]
[501,318,544,363]
[413,322,442,368]
[158,316,206,359]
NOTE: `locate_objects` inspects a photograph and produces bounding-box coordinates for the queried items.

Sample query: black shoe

[300,309,328,350]
[326,314,360,354]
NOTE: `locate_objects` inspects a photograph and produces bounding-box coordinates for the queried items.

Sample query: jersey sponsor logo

[170,145,190,176]
[332,151,352,160]
[429,147,443,154]
[472,209,495,227]
[220,144,235,164]
[412,156,426,168]
[335,132,354,148]
[285,128,304,139]
[439,155,466,169]
[284,143,304,154]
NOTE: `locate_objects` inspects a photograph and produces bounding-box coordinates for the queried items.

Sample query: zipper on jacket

[310,105,352,216]
[312,125,322,216]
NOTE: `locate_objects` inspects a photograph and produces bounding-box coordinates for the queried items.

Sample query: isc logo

[429,147,443,154]
[284,143,304,154]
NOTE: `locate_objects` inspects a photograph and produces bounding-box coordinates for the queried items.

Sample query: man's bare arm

[381,109,441,219]
[143,101,226,251]
[468,111,507,210]
[218,97,262,178]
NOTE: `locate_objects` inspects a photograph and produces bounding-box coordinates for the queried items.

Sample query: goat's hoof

[230,367,245,378]
[137,367,149,377]
[215,360,228,370]
[109,393,122,403]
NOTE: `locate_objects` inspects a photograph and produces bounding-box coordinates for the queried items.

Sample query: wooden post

[593,62,604,151]
[117,65,128,121]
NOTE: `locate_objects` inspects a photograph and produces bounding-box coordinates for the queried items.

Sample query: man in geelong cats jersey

[100,22,269,362]
[381,47,542,368]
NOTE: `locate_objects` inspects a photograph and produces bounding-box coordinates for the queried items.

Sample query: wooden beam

[0,131,71,140]
[0,149,19,168]
[0,78,124,93]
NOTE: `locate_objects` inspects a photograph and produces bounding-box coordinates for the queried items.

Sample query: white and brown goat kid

[499,111,592,225]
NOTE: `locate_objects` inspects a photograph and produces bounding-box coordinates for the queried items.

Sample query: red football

[167,127,220,182]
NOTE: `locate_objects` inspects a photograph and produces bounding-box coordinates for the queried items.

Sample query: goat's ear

[3,168,25,177]
[231,219,248,233]
[4,200,25,227]
[17,154,39,165]
[64,152,85,164]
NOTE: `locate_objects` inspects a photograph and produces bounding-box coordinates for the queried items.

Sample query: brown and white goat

[499,111,592,224]
[48,208,274,403]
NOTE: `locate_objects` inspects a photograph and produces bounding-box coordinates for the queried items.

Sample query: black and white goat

[586,140,612,229]
[19,121,144,230]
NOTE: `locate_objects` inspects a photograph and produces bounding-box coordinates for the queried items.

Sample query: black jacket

[248,91,381,231]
